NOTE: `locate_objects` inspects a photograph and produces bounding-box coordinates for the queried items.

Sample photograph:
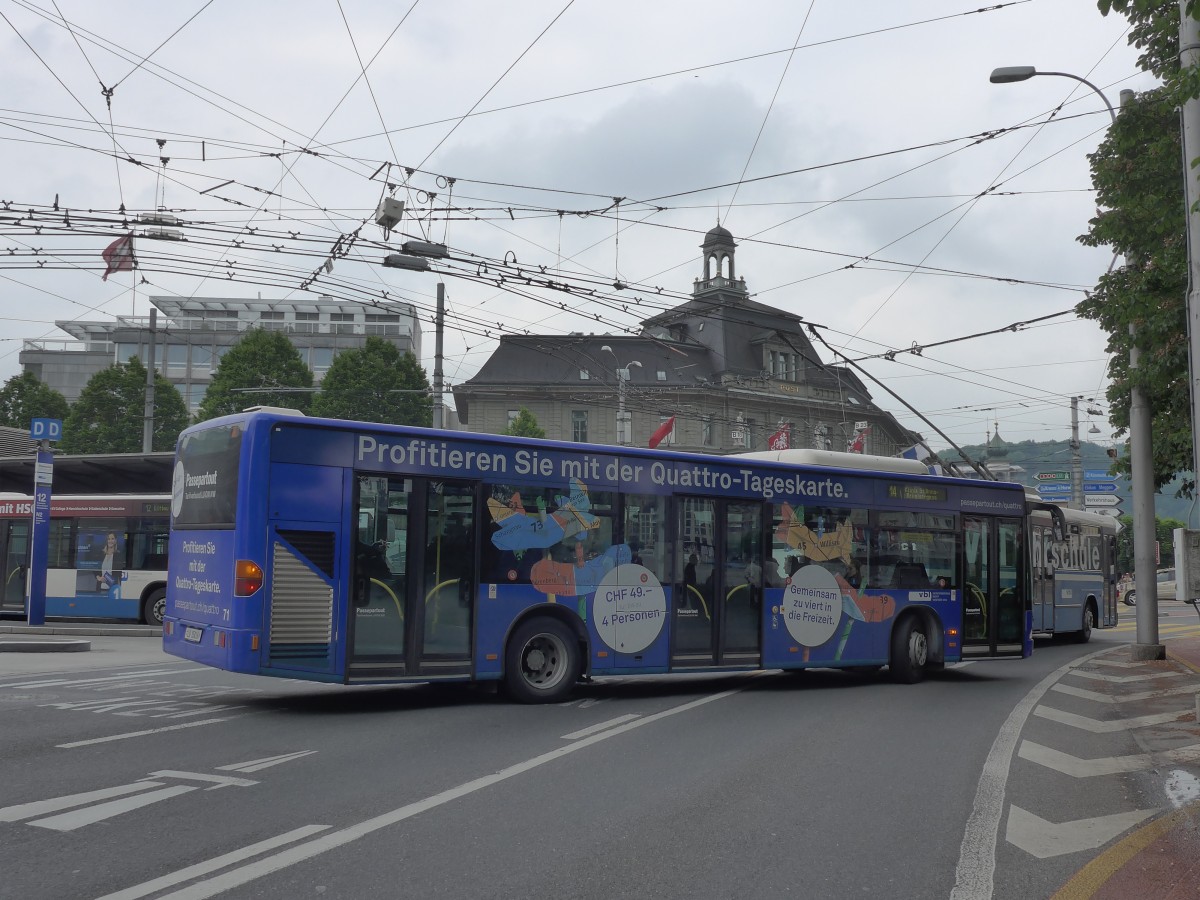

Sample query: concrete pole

[1070,396,1083,510]
[1181,2,1200,525]
[142,308,157,453]
[433,281,444,430]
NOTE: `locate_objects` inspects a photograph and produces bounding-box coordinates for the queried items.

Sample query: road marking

[1,669,202,689]
[1005,805,1158,859]
[1018,739,1200,777]
[93,825,332,900]
[217,751,318,773]
[31,785,198,831]
[0,782,162,822]
[145,771,258,789]
[57,717,241,748]
[104,677,762,900]
[1050,681,1199,704]
[1067,669,1184,684]
[1088,659,1146,669]
[561,714,641,740]
[1032,705,1190,733]
[950,646,1114,900]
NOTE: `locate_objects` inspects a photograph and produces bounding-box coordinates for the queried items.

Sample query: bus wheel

[890,617,928,684]
[505,617,579,704]
[1074,603,1095,644]
[143,588,166,627]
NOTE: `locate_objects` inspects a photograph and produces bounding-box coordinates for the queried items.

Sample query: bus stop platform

[0,636,90,653]
[0,623,161,638]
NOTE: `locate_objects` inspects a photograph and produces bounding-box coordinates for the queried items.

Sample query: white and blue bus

[163,409,1040,702]
[0,494,171,624]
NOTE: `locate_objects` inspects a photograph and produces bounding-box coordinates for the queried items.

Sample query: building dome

[705,222,733,242]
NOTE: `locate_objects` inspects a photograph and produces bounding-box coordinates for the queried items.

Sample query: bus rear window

[172,422,243,529]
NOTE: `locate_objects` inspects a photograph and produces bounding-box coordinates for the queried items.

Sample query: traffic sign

[1084,469,1115,481]
[1036,483,1072,494]
[29,418,62,442]
[1035,471,1070,481]
[1084,494,1121,507]
[1083,482,1118,493]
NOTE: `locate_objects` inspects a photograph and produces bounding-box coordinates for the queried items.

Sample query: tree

[0,371,70,429]
[1115,514,1185,571]
[310,337,431,426]
[1080,2,1200,492]
[197,329,313,421]
[61,357,189,453]
[504,407,546,438]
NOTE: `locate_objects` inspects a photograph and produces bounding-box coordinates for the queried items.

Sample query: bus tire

[890,616,928,684]
[143,588,166,627]
[504,617,579,704]
[1074,602,1095,644]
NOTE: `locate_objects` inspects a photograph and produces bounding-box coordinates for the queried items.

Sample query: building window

[507,409,519,429]
[296,312,320,322]
[657,370,667,381]
[259,311,284,321]
[572,410,588,442]
[579,369,590,380]
[117,343,143,364]
[311,347,334,370]
[192,345,213,368]
[166,343,187,367]
[365,314,399,323]
[329,313,356,322]
[702,416,713,447]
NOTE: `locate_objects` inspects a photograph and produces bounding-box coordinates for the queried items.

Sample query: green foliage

[1114,514,1184,571]
[60,357,190,453]
[197,329,313,421]
[0,371,70,428]
[310,337,432,426]
[1079,2,1200,493]
[504,407,546,438]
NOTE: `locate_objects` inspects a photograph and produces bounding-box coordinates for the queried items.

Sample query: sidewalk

[1053,633,1200,899]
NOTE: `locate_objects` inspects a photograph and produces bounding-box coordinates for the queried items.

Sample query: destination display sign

[1084,469,1115,481]
[1036,483,1072,495]
[1035,472,1070,481]
[885,483,948,503]
[1083,482,1118,493]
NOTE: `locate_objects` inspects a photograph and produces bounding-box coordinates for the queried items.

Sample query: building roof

[0,452,174,494]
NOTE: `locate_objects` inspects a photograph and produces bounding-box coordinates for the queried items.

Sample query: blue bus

[163,409,1036,702]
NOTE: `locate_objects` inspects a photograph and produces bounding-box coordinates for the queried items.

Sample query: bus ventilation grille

[269,541,333,654]
[276,529,335,578]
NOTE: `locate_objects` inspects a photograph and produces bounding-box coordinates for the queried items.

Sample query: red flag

[101,234,135,281]
[768,424,790,450]
[847,426,870,453]
[648,416,676,449]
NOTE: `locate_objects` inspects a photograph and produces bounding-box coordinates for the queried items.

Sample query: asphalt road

[1,614,1197,900]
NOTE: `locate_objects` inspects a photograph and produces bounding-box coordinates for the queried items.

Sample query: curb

[0,624,161,638]
[0,639,91,653]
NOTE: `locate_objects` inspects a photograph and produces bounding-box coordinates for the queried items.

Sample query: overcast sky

[0,0,1158,451]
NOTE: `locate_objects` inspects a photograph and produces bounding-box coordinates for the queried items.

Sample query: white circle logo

[781,565,842,647]
[593,564,666,654]
[171,461,186,520]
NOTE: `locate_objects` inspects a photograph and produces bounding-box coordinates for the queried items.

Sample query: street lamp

[990,65,1163,660]
[600,345,641,446]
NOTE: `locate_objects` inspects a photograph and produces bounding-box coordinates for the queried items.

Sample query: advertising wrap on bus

[171,421,243,529]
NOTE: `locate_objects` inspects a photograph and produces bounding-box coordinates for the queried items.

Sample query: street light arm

[989,66,1116,124]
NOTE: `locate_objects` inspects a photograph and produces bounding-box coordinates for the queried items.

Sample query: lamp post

[990,66,1163,660]
[600,345,641,446]
[383,242,447,430]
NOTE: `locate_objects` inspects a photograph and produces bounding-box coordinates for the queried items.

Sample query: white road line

[1089,659,1146,669]
[31,785,197,831]
[93,825,332,900]
[1051,682,1200,704]
[216,751,317,774]
[105,676,763,900]
[0,781,162,822]
[1005,805,1159,859]
[1068,669,1184,684]
[2,669,203,689]
[145,771,258,789]
[1018,739,1200,777]
[560,714,641,740]
[57,717,241,748]
[1033,705,1190,733]
[950,646,1113,900]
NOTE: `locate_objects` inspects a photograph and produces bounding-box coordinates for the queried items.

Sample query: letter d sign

[30,418,63,442]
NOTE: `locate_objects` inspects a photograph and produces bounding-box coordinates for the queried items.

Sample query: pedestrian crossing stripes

[1104,621,1199,636]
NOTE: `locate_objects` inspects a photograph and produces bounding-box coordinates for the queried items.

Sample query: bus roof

[737,448,930,475]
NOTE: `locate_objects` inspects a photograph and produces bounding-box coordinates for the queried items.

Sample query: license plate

[184,626,204,644]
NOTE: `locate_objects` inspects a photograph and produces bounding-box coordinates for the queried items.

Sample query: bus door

[962,516,1026,657]
[1030,523,1054,632]
[671,498,762,667]
[1102,533,1118,626]
[1,519,30,615]
[349,477,475,679]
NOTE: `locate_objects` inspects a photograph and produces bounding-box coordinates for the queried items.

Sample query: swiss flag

[648,416,676,449]
[101,234,135,281]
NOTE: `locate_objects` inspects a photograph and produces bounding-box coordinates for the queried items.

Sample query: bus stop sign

[30,418,62,442]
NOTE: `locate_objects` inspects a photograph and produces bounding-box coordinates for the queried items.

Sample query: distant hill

[944,438,1196,524]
